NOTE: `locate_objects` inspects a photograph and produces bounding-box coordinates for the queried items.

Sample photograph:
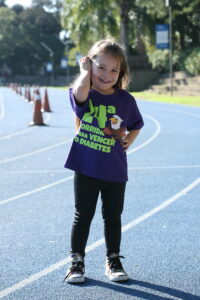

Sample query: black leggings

[71,173,126,257]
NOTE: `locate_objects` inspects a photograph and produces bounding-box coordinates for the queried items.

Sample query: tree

[32,0,62,10]
[12,4,24,14]
[61,0,162,57]
[0,5,64,75]
[0,8,17,59]
[1,0,199,75]
[119,0,130,56]
[173,0,200,49]
[0,0,6,7]
[62,0,119,54]
[32,0,63,20]
[15,7,63,74]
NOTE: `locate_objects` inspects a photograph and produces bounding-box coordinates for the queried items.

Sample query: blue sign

[61,57,68,68]
[156,24,169,49]
[46,62,53,72]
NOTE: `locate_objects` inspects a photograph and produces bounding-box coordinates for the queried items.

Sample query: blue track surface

[0,87,200,300]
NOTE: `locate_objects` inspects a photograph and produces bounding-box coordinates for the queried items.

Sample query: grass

[51,86,200,106]
[132,92,200,106]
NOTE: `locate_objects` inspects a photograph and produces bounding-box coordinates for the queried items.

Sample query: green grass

[132,92,200,106]
[50,86,200,106]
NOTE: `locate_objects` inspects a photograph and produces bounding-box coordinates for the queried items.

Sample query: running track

[0,87,200,300]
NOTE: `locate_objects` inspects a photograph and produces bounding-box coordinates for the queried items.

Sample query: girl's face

[91,53,120,94]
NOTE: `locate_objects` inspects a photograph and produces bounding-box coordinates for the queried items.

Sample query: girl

[64,39,144,283]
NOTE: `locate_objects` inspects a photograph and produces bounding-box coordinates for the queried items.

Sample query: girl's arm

[123,129,140,151]
[73,56,91,103]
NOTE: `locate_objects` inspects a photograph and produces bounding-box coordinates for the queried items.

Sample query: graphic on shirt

[82,99,116,129]
[74,100,126,153]
[103,114,126,145]
[65,88,144,182]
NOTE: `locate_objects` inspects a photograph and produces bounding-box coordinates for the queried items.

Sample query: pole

[169,4,173,96]
[66,62,69,85]
[50,52,54,86]
[55,33,70,86]
[40,42,55,86]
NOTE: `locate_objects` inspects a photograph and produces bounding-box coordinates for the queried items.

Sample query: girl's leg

[101,182,126,257]
[71,173,100,257]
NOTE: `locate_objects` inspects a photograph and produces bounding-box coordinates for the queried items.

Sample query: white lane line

[0,114,51,141]
[0,175,74,206]
[0,127,35,140]
[0,138,72,164]
[122,177,200,232]
[128,165,200,170]
[0,91,5,120]
[0,170,67,174]
[0,177,199,299]
[140,101,200,118]
[0,114,160,205]
[0,113,159,164]
[127,114,161,155]
[159,108,200,118]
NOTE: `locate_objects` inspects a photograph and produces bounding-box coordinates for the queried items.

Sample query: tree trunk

[136,16,146,55]
[119,0,129,57]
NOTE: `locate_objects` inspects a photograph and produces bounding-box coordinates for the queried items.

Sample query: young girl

[64,39,144,284]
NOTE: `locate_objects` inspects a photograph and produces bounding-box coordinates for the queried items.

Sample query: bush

[183,48,200,75]
[147,47,200,75]
[147,48,180,72]
[147,49,169,71]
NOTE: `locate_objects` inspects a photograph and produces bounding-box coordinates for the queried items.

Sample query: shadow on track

[70,278,200,300]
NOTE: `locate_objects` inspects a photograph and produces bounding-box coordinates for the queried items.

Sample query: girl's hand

[79,56,92,73]
[73,56,92,102]
[122,129,140,151]
[122,136,131,151]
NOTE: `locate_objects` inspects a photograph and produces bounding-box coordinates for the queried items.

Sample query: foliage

[32,0,62,10]
[0,0,6,7]
[0,5,63,75]
[62,0,119,54]
[1,0,200,76]
[146,46,200,75]
[136,0,166,19]
[146,48,169,71]
[0,8,17,59]
[12,4,24,14]
[184,47,200,75]
[173,0,200,48]
[32,0,62,20]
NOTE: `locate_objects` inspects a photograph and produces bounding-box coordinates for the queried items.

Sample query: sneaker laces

[64,261,84,281]
[108,255,124,271]
[70,261,84,273]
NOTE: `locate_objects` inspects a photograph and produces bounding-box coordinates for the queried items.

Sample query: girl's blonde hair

[88,39,130,89]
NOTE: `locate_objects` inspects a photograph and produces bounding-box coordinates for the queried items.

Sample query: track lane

[0,89,199,299]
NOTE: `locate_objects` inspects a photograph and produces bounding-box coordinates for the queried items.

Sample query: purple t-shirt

[64,88,144,182]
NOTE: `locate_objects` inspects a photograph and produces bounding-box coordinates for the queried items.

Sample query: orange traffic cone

[29,89,46,126]
[42,88,52,112]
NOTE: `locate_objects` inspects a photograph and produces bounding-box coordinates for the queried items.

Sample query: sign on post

[46,62,53,72]
[61,57,68,68]
[156,24,169,49]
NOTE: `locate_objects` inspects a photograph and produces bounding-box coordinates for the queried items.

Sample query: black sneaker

[64,253,85,283]
[105,253,129,282]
